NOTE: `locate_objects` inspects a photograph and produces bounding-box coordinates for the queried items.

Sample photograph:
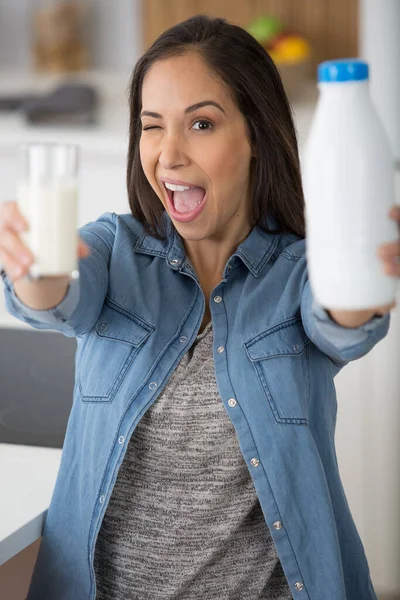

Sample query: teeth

[165,182,193,192]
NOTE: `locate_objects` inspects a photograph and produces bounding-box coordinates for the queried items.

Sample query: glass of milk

[17,142,80,279]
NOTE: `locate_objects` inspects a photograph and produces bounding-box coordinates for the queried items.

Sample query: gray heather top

[94,321,293,600]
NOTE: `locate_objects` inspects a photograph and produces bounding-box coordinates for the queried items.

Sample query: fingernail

[392,206,400,217]
[378,247,387,258]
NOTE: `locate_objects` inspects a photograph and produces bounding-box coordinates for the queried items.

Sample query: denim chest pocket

[77,301,154,403]
[244,318,310,425]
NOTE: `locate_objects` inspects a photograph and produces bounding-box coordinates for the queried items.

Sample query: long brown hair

[127,14,305,240]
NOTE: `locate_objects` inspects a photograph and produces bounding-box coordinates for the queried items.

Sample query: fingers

[377,239,400,262]
[0,199,91,284]
[0,200,29,234]
[1,228,33,264]
[0,201,33,282]
[78,238,90,258]
[1,240,90,283]
[0,247,31,281]
[377,242,400,277]
[377,205,400,277]
[382,261,400,278]
[389,204,400,221]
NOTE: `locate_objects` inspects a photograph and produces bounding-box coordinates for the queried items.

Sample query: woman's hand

[0,200,90,283]
[373,204,400,315]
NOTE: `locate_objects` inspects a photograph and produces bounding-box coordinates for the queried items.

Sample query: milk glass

[17,142,80,280]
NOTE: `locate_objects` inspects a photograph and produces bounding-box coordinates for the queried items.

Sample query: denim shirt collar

[133,211,282,278]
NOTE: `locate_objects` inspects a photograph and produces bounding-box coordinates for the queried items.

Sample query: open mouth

[165,185,206,211]
[163,183,208,222]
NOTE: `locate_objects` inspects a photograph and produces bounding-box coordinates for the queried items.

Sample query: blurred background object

[22,83,98,125]
[0,83,98,125]
[33,0,90,73]
[143,0,358,62]
[143,0,359,100]
[246,14,312,99]
[0,0,141,127]
[0,0,140,71]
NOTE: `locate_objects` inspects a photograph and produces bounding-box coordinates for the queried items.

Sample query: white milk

[17,178,79,278]
[303,59,398,310]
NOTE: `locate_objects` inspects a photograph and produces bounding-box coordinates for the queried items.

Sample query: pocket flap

[245,319,309,361]
[96,302,154,347]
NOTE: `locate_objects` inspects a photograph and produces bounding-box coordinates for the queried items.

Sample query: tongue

[173,187,206,214]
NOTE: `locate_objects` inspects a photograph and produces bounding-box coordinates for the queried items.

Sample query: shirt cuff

[1,268,80,327]
[311,295,389,333]
[301,279,391,365]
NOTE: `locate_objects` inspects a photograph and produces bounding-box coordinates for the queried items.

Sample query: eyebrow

[140,100,226,119]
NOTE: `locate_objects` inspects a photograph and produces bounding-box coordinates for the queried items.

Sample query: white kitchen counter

[0,443,62,565]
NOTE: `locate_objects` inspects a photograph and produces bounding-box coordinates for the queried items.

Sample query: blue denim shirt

[2,211,390,600]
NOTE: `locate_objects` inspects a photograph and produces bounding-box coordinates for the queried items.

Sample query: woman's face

[139,52,255,242]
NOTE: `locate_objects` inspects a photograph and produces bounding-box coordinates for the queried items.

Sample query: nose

[158,132,187,170]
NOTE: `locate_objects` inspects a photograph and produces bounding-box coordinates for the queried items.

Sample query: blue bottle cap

[318,59,369,83]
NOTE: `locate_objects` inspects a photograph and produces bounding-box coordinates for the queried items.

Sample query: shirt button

[149,382,158,390]
[217,346,225,353]
[170,259,180,266]
[213,295,222,303]
[180,336,188,343]
[99,323,107,332]
[273,521,282,530]
[118,436,125,444]
[251,458,260,467]
[228,398,237,407]
[294,582,304,591]
[99,495,105,504]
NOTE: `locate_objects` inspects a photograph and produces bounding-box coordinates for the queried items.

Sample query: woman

[1,14,399,600]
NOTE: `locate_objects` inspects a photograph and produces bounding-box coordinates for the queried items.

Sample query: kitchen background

[0,1,399,599]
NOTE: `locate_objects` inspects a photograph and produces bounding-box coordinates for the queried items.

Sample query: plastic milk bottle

[302,59,398,309]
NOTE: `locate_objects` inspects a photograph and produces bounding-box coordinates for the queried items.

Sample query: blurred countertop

[0,68,318,157]
[0,443,62,565]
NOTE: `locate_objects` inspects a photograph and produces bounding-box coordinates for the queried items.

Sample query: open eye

[192,119,213,131]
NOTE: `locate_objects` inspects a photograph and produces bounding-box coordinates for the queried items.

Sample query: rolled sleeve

[1,268,80,337]
[1,211,116,338]
[301,278,391,366]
